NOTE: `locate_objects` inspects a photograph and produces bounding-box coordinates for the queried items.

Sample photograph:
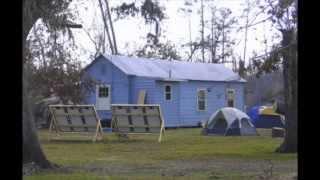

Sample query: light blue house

[82,54,246,127]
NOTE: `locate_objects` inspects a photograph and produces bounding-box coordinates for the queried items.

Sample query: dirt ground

[49,158,297,179]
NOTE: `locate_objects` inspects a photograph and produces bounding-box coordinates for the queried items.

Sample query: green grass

[24,128,297,180]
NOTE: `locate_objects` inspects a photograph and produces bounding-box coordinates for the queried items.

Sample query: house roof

[85,54,246,82]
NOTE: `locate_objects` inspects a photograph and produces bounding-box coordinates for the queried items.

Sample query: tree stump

[272,127,285,138]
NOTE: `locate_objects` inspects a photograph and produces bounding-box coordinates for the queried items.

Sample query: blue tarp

[247,106,260,124]
[247,106,284,128]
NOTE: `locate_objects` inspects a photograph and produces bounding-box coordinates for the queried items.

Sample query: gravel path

[24,158,297,179]
[62,158,297,178]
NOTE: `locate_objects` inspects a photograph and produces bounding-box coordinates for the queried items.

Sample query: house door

[96,84,111,110]
[226,89,235,107]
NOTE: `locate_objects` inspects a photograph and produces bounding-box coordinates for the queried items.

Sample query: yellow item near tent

[259,106,281,116]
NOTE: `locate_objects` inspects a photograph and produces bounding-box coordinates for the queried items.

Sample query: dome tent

[203,107,258,136]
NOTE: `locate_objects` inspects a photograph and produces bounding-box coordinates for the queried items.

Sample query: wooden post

[48,116,53,142]
[158,105,165,143]
[48,107,59,141]
[92,106,104,142]
[93,122,100,142]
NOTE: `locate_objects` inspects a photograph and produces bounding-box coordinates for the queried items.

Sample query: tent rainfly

[203,107,258,136]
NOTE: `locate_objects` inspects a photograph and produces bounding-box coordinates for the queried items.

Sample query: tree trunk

[210,12,215,63]
[23,0,53,168]
[23,72,52,168]
[243,9,249,68]
[188,17,192,62]
[200,0,205,63]
[239,60,245,78]
[222,21,225,63]
[276,29,297,153]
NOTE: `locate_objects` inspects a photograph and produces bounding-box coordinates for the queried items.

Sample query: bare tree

[209,7,218,63]
[242,0,251,68]
[82,27,107,59]
[239,0,272,74]
[200,0,205,62]
[178,1,193,61]
[213,8,237,64]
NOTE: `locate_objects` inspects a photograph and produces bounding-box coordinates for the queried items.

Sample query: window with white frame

[226,89,235,107]
[164,85,172,100]
[197,89,206,111]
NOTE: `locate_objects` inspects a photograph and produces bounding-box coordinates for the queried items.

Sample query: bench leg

[158,134,162,143]
[48,122,53,142]
[93,128,99,142]
[112,119,128,141]
[97,129,103,141]
[93,122,105,142]
[158,127,165,143]
[48,120,56,141]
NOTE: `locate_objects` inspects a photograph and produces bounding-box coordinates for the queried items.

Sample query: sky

[66,0,281,69]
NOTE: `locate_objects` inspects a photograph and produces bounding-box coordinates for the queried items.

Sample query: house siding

[179,81,245,126]
[155,81,180,127]
[129,77,156,104]
[83,56,246,127]
[129,77,181,127]
[83,56,129,120]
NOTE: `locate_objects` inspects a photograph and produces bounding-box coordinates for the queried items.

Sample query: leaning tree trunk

[23,0,53,168]
[23,72,52,168]
[276,29,297,153]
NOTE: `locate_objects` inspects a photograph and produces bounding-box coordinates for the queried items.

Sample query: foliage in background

[26,20,96,104]
[252,44,283,78]
[136,41,182,60]
[111,0,181,60]
[179,1,238,64]
[250,0,296,77]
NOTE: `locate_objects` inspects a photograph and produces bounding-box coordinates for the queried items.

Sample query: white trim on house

[226,88,235,108]
[197,88,207,111]
[164,84,172,101]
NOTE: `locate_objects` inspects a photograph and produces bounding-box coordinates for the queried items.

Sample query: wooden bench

[111,104,165,142]
[48,105,103,142]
